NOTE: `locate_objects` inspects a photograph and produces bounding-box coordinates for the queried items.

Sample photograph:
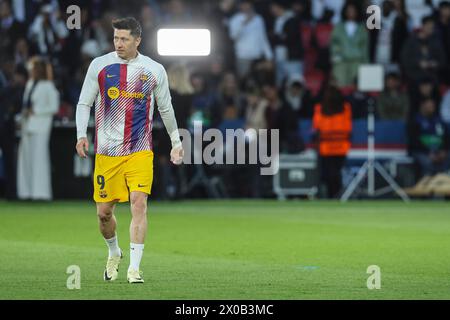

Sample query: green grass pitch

[0,200,449,300]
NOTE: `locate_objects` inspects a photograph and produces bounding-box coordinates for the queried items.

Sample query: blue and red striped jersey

[76,52,181,156]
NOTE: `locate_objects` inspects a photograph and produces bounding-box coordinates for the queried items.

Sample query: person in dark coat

[401,16,447,84]
[369,0,409,69]
[0,65,27,200]
[408,98,450,177]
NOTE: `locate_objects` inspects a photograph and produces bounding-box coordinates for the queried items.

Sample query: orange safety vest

[312,103,352,156]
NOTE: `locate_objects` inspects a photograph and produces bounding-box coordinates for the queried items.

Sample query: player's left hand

[170,146,184,165]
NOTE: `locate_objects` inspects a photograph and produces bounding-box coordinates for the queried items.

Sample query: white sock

[104,235,121,258]
[129,243,144,271]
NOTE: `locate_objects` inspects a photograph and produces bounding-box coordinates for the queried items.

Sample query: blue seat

[351,120,368,145]
[299,119,313,144]
[374,120,406,145]
[349,120,406,146]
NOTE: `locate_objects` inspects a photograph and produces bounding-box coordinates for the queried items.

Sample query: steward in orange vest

[312,102,352,156]
[312,85,352,198]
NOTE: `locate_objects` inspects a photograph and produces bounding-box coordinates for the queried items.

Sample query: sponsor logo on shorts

[138,184,147,188]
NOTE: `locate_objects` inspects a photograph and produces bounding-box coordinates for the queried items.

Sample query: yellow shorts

[93,150,154,203]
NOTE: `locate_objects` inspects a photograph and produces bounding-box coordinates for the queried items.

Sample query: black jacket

[369,15,409,64]
[400,34,447,83]
[272,15,304,60]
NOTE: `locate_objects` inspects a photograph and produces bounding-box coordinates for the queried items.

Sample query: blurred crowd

[1,0,450,200]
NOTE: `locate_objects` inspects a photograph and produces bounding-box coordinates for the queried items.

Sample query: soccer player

[75,17,184,283]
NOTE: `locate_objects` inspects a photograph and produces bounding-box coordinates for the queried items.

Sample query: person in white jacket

[229,0,273,79]
[17,57,59,201]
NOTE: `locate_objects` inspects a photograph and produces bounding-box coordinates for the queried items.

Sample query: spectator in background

[60,7,92,76]
[270,0,304,86]
[161,0,193,25]
[244,84,268,132]
[404,0,436,30]
[216,72,246,126]
[409,76,441,116]
[435,1,450,56]
[83,0,113,21]
[263,81,304,153]
[435,1,450,84]
[243,84,269,198]
[168,64,194,132]
[376,71,410,120]
[229,0,273,80]
[345,80,370,119]
[89,11,117,55]
[190,72,217,128]
[28,4,68,60]
[10,0,42,24]
[282,74,313,119]
[330,1,369,88]
[204,54,227,94]
[369,0,409,72]
[253,83,288,204]
[0,0,26,60]
[82,11,117,57]
[14,37,29,67]
[0,65,27,200]
[278,76,306,154]
[61,39,102,108]
[292,0,313,22]
[313,84,352,198]
[312,0,345,24]
[440,88,450,123]
[247,58,276,87]
[393,0,410,22]
[408,98,450,178]
[139,4,159,58]
[153,64,194,199]
[1,54,17,90]
[262,83,283,131]
[209,0,237,72]
[401,16,447,84]
[17,57,59,201]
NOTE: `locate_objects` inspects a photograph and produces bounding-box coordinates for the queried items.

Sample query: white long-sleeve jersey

[76,51,181,156]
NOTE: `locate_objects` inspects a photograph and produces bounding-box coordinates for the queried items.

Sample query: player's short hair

[112,17,142,38]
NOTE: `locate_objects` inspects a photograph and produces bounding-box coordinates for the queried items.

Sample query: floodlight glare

[157,29,211,56]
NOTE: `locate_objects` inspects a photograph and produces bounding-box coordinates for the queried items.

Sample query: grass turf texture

[0,200,449,300]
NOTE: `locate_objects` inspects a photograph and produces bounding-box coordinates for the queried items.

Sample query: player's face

[113,29,141,60]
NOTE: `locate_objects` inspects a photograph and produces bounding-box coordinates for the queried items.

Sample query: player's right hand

[170,146,184,165]
[76,137,89,158]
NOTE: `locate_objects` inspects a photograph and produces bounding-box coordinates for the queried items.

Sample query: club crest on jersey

[140,74,149,82]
